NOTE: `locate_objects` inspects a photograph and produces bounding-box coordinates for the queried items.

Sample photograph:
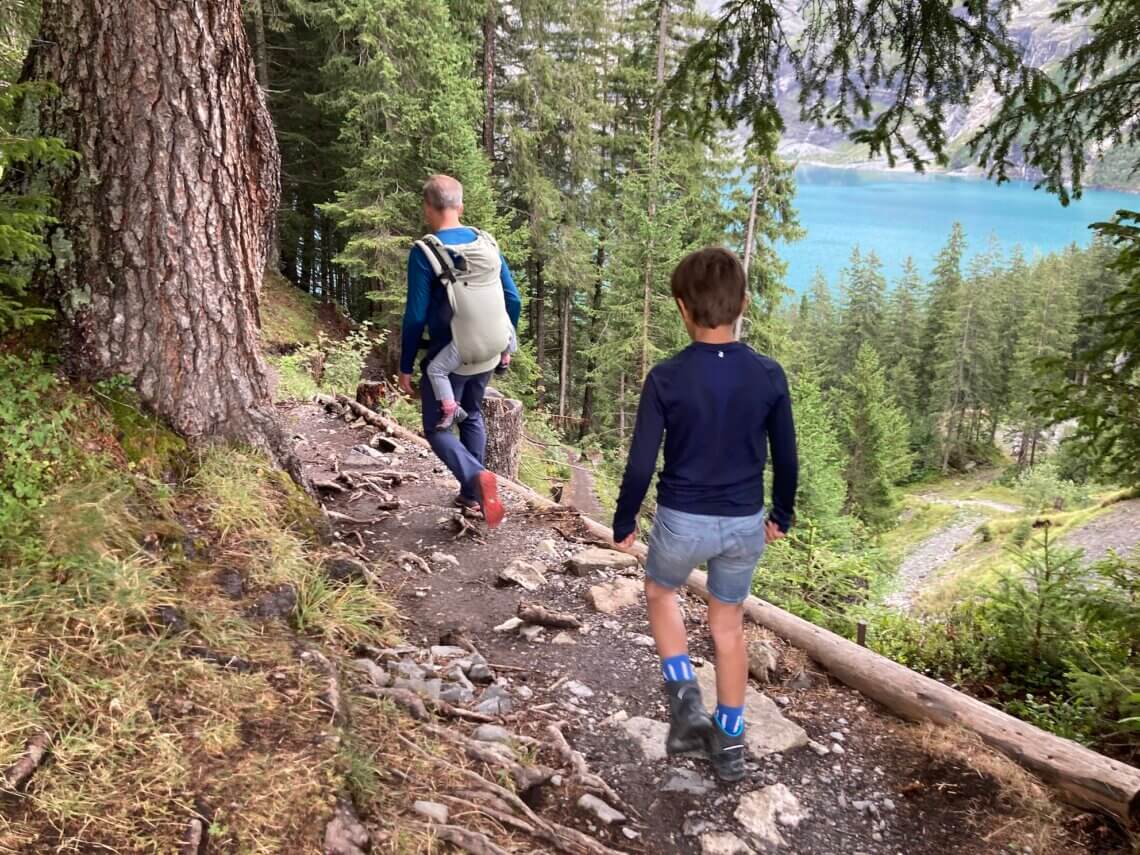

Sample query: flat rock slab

[663,767,715,795]
[587,578,642,614]
[619,716,669,761]
[695,664,808,757]
[567,547,640,576]
[734,783,808,847]
[499,559,546,591]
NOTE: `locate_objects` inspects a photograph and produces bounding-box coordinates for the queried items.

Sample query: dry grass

[916,724,1067,855]
[0,439,400,853]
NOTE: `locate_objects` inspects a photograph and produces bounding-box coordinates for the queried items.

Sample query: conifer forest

[1,0,1139,852]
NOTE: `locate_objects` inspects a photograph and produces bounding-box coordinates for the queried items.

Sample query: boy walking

[612,247,798,783]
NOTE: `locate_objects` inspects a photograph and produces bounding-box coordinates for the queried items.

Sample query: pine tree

[838,344,912,530]
[880,257,926,440]
[837,247,887,368]
[788,377,853,546]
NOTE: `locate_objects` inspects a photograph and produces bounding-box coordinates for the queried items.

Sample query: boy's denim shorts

[645,505,766,604]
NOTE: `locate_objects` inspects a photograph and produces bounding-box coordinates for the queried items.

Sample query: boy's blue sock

[661,653,694,683]
[715,703,745,736]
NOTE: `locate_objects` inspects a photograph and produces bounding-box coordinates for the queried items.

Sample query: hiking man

[398,175,521,528]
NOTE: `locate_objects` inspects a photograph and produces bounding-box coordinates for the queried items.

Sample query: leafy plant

[0,81,76,332]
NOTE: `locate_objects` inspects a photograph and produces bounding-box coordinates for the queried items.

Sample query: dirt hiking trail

[287,400,1129,855]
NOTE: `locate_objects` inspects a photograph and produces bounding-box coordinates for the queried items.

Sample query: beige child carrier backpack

[414,229,513,376]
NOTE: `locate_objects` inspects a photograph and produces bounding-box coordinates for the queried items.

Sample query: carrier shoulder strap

[413,235,457,285]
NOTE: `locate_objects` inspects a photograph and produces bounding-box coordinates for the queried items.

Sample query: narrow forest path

[884,513,984,610]
[563,450,606,521]
[913,494,1022,514]
[283,400,1122,855]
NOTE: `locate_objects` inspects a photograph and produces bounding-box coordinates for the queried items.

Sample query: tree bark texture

[31,0,296,472]
[482,396,522,482]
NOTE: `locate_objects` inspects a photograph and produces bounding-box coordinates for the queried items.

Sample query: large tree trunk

[31,0,297,474]
[246,0,279,273]
[639,0,668,381]
[579,248,605,440]
[558,285,571,420]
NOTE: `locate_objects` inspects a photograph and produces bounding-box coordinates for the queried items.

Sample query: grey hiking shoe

[436,405,468,432]
[665,680,715,755]
[708,718,747,783]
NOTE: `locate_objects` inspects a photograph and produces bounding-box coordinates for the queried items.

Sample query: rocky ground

[1060,499,1140,565]
[286,399,1132,855]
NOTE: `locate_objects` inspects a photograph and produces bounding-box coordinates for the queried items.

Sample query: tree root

[298,647,345,725]
[412,820,510,855]
[517,602,581,629]
[326,509,386,526]
[545,723,635,817]
[2,732,50,790]
[395,733,625,855]
[180,817,206,855]
[360,686,496,724]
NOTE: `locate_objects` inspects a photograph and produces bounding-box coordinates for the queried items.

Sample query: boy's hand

[614,531,637,552]
[765,520,785,544]
[398,372,415,396]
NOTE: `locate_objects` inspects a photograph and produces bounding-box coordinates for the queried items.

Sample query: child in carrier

[426,324,518,431]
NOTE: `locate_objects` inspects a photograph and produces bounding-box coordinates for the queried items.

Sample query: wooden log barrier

[314,395,1140,827]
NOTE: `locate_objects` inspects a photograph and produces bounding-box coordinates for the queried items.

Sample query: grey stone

[787,669,818,690]
[446,664,475,691]
[747,639,780,684]
[700,832,755,855]
[473,724,512,744]
[413,800,449,825]
[564,680,595,699]
[831,743,846,755]
[350,658,391,687]
[551,631,576,645]
[631,633,657,648]
[586,578,642,614]
[476,686,513,715]
[324,557,368,584]
[394,659,426,680]
[494,617,525,633]
[468,660,494,684]
[394,677,442,701]
[516,685,534,700]
[882,799,896,811]
[695,664,809,757]
[577,794,625,824]
[663,768,714,795]
[439,685,474,705]
[499,559,547,592]
[431,551,459,567]
[430,645,468,660]
[536,539,559,558]
[622,827,640,840]
[808,740,830,756]
[519,624,544,642]
[734,784,808,847]
[566,547,640,576]
[683,817,711,837]
[619,716,669,761]
[324,798,370,855]
[829,731,845,742]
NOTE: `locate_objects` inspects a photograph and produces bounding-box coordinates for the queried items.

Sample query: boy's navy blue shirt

[613,341,798,543]
[400,226,522,376]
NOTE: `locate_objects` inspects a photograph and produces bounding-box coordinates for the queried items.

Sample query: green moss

[94,380,188,479]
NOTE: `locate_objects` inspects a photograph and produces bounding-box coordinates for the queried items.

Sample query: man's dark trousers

[420,367,492,502]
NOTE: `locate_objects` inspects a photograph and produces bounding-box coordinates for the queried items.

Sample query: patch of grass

[260,271,324,349]
[882,498,959,560]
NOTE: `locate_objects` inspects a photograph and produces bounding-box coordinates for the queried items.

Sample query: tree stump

[482,397,522,481]
[356,381,385,411]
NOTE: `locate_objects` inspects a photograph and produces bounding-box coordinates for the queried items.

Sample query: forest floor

[286,399,1133,855]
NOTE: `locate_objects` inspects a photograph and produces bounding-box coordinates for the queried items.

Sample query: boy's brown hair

[670,247,747,329]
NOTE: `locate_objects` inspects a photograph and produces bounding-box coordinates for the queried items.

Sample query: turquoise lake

[780,164,1139,294]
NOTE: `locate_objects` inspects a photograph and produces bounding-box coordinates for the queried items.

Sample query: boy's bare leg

[645,579,687,658]
[708,598,746,708]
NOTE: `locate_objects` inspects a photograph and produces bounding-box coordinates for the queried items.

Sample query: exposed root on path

[1,733,50,791]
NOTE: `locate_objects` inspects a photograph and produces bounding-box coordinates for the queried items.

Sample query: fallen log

[327,395,1140,827]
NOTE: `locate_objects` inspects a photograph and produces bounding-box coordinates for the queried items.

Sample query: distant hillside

[759,1,1140,192]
